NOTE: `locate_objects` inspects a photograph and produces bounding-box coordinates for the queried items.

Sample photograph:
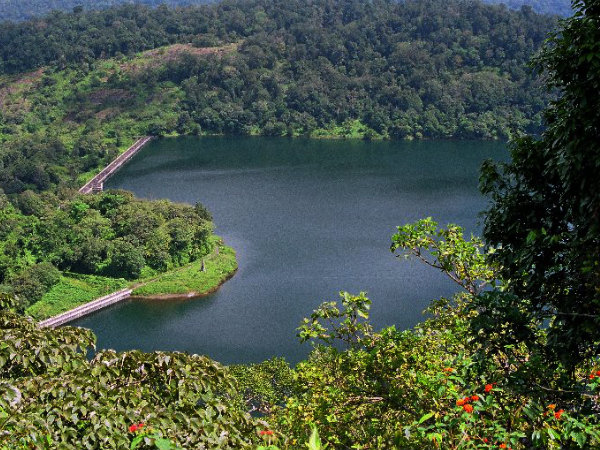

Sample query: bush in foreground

[0,293,262,449]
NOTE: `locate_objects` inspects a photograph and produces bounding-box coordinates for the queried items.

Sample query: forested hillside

[483,0,572,16]
[0,0,555,158]
[0,0,574,22]
[0,0,212,22]
[0,190,214,311]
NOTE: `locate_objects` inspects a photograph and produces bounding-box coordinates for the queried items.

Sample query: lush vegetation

[0,189,214,312]
[0,0,573,22]
[0,0,214,22]
[131,243,237,297]
[483,0,573,16]
[0,0,555,147]
[0,293,264,450]
[0,56,189,193]
[476,0,600,372]
[26,273,129,319]
[2,0,600,449]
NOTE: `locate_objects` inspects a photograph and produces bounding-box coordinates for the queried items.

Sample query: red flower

[129,424,138,433]
[485,384,493,393]
[443,367,454,372]
[483,438,489,443]
[499,444,506,449]
[590,373,596,380]
[471,395,480,401]
[456,399,466,406]
[137,423,145,429]
[596,370,600,376]
[463,404,474,413]
[554,409,565,419]
[259,430,274,436]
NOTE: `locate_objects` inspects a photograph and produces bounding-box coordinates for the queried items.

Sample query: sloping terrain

[483,0,572,16]
[0,0,573,22]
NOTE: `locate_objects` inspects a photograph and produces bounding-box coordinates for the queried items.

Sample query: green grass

[132,245,237,297]
[26,273,129,320]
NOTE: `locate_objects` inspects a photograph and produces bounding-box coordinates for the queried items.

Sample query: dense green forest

[0,0,212,22]
[482,0,573,15]
[1,0,599,449]
[0,0,555,150]
[0,0,573,22]
[0,190,214,311]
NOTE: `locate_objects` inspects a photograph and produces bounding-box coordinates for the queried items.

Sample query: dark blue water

[72,137,506,364]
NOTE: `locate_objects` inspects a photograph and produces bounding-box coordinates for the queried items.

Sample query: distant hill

[0,0,573,22]
[0,0,212,22]
[0,0,556,156]
[482,0,572,16]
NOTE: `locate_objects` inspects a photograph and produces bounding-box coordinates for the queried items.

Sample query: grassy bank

[132,244,237,298]
[26,273,129,320]
[26,243,238,320]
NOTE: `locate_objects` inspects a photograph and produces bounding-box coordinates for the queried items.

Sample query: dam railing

[79,136,153,194]
[38,289,133,328]
[39,137,154,328]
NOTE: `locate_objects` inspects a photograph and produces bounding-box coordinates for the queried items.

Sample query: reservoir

[72,137,506,364]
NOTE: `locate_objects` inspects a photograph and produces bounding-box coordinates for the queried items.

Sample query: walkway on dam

[40,137,153,328]
[38,289,133,328]
[79,136,153,194]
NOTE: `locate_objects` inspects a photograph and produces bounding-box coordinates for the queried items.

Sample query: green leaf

[572,431,586,447]
[307,425,325,450]
[418,412,435,425]
[130,435,144,450]
[155,438,175,450]
[547,428,561,441]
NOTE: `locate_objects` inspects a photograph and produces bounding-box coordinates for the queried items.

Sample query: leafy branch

[390,218,498,296]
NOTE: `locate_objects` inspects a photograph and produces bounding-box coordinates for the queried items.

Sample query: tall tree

[478,0,600,368]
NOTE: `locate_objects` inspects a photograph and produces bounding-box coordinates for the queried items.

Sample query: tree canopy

[478,0,600,368]
[0,190,213,311]
[483,0,573,16]
[0,0,574,22]
[0,293,263,449]
[0,0,215,22]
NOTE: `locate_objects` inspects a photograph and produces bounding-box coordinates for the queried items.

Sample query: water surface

[73,137,506,364]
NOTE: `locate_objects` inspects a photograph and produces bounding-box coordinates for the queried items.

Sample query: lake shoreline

[130,266,238,301]
[33,242,238,323]
[85,136,507,363]
[155,128,507,143]
[130,244,239,299]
